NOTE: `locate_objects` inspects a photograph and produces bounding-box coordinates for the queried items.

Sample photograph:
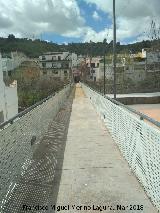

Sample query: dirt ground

[130,104,160,122]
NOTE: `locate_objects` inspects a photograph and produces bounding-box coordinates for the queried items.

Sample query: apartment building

[39,52,78,80]
[86,57,102,81]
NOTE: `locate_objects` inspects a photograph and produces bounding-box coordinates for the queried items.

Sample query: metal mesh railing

[82,83,160,211]
[0,84,73,211]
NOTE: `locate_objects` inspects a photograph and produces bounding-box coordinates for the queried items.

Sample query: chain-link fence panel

[82,83,160,211]
[0,84,73,212]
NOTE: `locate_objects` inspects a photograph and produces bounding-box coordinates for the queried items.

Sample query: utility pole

[89,41,92,81]
[113,0,117,99]
[103,50,106,95]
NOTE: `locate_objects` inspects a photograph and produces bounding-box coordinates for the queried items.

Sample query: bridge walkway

[55,85,157,213]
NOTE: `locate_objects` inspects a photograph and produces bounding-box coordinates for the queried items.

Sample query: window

[91,63,95,68]
[62,63,68,68]
[52,70,58,74]
[64,64,69,68]
[58,56,61,60]
[52,63,57,68]
[97,63,99,67]
[42,62,46,68]
[52,56,56,60]
[64,70,68,76]
[42,55,46,60]
[8,70,12,76]
[3,71,6,77]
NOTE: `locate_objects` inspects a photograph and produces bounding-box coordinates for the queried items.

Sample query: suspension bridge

[0,83,159,213]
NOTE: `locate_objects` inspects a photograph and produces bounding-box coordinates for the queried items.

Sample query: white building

[70,53,78,67]
[86,57,102,81]
[39,52,78,79]
[2,51,27,78]
[100,58,146,82]
[141,49,160,72]
[100,63,113,80]
[142,48,160,63]
[77,55,85,66]
[0,54,18,124]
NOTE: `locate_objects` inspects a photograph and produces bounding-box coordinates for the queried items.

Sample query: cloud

[0,0,159,43]
[0,14,13,29]
[92,11,101,21]
[83,27,110,42]
[84,0,160,18]
[83,0,160,42]
[0,0,85,38]
[44,39,50,43]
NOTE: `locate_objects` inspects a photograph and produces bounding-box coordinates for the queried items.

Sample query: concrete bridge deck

[55,85,157,213]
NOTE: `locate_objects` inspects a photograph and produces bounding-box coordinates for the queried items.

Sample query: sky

[0,0,160,44]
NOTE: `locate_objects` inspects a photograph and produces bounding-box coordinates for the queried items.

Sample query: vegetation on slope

[0,34,157,58]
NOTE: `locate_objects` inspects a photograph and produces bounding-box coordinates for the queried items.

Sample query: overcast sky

[0,0,159,43]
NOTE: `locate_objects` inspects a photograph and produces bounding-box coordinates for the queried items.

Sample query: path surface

[56,85,157,213]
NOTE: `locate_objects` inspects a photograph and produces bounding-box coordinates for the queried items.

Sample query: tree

[103,38,107,44]
[7,34,16,41]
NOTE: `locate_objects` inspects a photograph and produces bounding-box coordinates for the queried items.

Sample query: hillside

[0,34,158,58]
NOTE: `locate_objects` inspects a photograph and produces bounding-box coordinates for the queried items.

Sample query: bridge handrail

[82,83,160,211]
[0,84,71,130]
[83,83,160,128]
[0,83,73,206]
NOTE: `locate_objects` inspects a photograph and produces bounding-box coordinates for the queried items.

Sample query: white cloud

[92,11,101,21]
[44,39,50,43]
[0,0,85,38]
[0,0,160,43]
[84,0,160,42]
[83,27,110,42]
